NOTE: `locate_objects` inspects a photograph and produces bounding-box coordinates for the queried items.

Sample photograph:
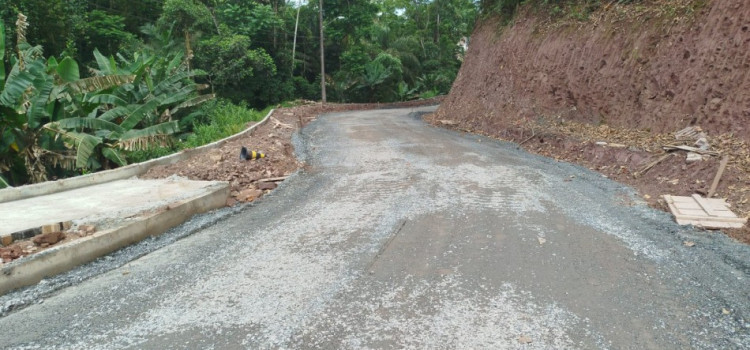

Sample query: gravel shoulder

[426,112,750,244]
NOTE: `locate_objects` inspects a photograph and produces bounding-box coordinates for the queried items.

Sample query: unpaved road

[2,107,749,349]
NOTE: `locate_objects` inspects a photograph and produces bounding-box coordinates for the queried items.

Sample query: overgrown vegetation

[481,0,704,24]
[1,0,479,187]
[481,0,623,21]
[127,100,269,163]
[0,14,212,187]
[183,101,270,149]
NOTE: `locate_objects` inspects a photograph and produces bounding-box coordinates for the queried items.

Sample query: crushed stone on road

[1,106,748,349]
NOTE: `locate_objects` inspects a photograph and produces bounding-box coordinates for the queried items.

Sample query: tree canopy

[0,0,478,186]
[2,0,478,106]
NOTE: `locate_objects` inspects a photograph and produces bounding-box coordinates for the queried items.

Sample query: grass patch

[127,146,179,164]
[127,100,271,163]
[183,100,269,149]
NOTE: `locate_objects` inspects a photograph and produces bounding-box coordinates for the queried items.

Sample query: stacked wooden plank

[663,194,747,229]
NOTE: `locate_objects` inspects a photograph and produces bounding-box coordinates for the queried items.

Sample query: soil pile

[432,0,750,242]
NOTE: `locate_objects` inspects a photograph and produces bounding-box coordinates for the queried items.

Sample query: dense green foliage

[0,0,479,186]
[127,100,269,163]
[2,0,478,106]
[0,13,212,186]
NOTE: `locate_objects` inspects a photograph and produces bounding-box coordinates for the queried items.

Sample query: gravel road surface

[1,106,748,349]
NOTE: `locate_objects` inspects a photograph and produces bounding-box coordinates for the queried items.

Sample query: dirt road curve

[2,107,748,349]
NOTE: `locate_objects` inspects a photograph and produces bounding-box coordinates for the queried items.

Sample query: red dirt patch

[1,225,98,264]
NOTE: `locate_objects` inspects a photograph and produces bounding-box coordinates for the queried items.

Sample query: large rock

[237,188,263,202]
[32,231,65,246]
[0,246,24,262]
[257,182,278,191]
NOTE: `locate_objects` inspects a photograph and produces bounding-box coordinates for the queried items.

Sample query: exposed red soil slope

[432,0,750,243]
[440,0,750,141]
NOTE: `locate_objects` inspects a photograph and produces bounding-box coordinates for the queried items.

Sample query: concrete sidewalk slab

[1,178,226,236]
[0,178,229,294]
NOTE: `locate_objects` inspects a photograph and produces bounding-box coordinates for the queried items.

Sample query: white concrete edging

[0,182,229,295]
[0,109,274,204]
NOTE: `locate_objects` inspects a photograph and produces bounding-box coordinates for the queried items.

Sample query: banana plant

[396,81,418,101]
[0,14,135,185]
[0,15,72,184]
[48,39,214,170]
[357,61,392,102]
[0,20,11,187]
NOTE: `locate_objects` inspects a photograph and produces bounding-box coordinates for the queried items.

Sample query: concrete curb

[0,109,274,204]
[0,182,229,295]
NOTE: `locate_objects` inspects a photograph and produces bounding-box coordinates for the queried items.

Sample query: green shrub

[123,101,272,163]
[183,100,267,149]
[127,146,179,164]
[293,76,320,101]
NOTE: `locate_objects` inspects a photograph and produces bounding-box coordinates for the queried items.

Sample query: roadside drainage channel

[0,110,274,296]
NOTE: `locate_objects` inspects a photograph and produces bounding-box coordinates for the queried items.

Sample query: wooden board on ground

[663,195,747,229]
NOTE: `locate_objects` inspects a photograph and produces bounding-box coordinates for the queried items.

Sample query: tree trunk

[185,30,192,71]
[292,1,301,74]
[273,0,278,49]
[319,0,326,103]
[209,7,221,35]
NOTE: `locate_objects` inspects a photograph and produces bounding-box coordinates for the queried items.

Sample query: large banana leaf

[64,74,135,95]
[0,68,34,108]
[52,117,125,134]
[119,98,160,130]
[56,57,80,83]
[127,83,151,102]
[153,70,205,96]
[46,56,59,73]
[119,121,179,151]
[158,84,198,106]
[144,70,154,92]
[165,51,185,73]
[98,106,130,121]
[115,53,131,66]
[93,48,115,75]
[86,93,128,106]
[102,148,127,166]
[170,94,215,115]
[120,121,179,140]
[26,72,54,127]
[55,130,103,168]
[129,55,157,86]
[0,22,5,82]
